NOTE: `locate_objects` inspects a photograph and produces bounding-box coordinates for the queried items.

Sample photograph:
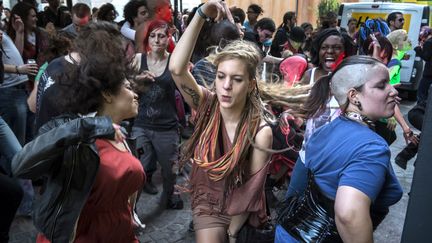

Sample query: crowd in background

[0,0,431,242]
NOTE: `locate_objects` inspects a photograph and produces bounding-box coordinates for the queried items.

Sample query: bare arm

[27,81,37,113]
[227,124,272,239]
[11,15,25,55]
[335,186,373,243]
[169,0,225,109]
[394,105,419,145]
[263,54,283,65]
[4,63,38,75]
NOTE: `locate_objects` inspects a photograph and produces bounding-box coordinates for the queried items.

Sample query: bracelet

[15,65,20,74]
[197,7,211,22]
[227,229,237,238]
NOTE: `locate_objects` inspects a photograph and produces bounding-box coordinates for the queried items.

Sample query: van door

[339,3,430,98]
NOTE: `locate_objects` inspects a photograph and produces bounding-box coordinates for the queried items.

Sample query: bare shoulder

[254,120,273,148]
[300,68,312,85]
[132,53,142,71]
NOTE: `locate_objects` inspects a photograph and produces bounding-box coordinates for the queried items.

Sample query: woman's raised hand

[12,14,24,33]
[201,0,227,22]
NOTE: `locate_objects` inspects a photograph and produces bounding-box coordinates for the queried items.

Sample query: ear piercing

[354,101,363,111]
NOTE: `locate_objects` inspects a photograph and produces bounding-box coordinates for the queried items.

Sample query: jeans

[0,99,34,216]
[132,126,179,197]
[0,117,21,174]
[0,85,28,145]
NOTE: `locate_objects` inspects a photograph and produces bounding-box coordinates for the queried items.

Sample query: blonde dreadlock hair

[181,40,274,187]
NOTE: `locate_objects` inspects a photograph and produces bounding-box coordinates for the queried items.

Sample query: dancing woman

[276,56,403,242]
[169,0,273,242]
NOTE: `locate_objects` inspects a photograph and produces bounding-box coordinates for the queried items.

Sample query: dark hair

[230,7,246,25]
[289,26,306,43]
[320,11,338,29]
[310,28,356,66]
[40,33,73,63]
[254,18,276,33]
[301,22,313,32]
[210,20,240,44]
[247,4,263,14]
[22,0,37,8]
[123,0,148,27]
[57,22,131,114]
[143,19,170,52]
[387,11,403,26]
[348,17,357,25]
[279,11,296,29]
[362,32,393,62]
[358,19,390,54]
[97,3,118,22]
[72,3,91,18]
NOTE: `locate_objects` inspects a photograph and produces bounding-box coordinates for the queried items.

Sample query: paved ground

[8,100,418,243]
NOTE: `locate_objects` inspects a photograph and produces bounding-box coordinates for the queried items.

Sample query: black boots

[395,139,419,170]
[166,194,184,210]
[143,175,158,195]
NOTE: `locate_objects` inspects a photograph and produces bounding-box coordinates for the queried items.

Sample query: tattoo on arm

[181,84,200,107]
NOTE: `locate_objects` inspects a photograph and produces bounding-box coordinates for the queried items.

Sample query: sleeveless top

[133,54,178,130]
[37,139,144,243]
[189,88,269,228]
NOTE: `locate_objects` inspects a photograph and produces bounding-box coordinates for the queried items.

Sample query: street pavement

[8,100,418,243]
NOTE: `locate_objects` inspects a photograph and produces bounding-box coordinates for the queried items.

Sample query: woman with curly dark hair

[97,3,118,23]
[12,22,144,243]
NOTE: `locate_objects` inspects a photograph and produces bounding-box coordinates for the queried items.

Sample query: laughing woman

[12,23,144,243]
[276,56,403,242]
[169,0,273,242]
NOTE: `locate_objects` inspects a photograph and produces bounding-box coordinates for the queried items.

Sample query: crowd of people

[0,0,430,242]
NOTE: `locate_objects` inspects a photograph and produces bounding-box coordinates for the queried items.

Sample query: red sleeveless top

[37,139,145,243]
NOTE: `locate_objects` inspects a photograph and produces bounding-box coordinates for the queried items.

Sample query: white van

[338,2,430,99]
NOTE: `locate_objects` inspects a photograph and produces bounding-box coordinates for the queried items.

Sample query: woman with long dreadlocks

[169,0,273,242]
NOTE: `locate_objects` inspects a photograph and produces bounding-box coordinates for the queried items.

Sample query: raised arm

[169,0,225,109]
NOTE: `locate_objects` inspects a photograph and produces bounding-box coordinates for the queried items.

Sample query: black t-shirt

[270,28,289,58]
[133,54,178,130]
[35,56,74,131]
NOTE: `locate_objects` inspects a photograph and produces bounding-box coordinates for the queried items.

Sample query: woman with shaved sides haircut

[276,56,403,242]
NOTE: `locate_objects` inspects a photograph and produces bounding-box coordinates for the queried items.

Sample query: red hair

[142,19,171,53]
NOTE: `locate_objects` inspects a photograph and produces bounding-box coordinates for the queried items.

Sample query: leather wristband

[197,7,211,22]
[15,65,20,74]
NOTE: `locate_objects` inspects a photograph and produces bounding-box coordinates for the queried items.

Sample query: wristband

[15,65,20,74]
[197,7,211,22]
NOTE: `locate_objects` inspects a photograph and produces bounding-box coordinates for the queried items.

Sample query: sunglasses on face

[397,18,405,22]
